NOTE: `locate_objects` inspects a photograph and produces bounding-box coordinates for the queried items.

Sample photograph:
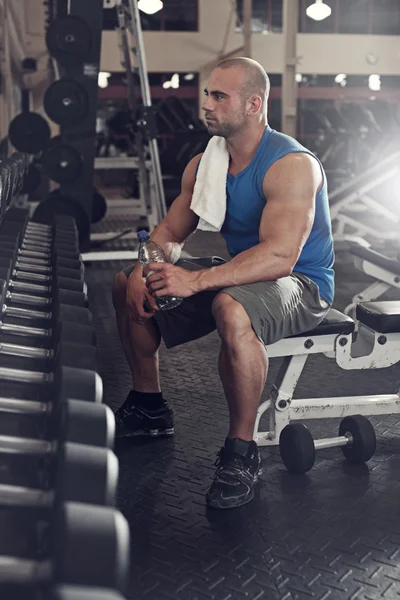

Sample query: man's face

[201,68,249,138]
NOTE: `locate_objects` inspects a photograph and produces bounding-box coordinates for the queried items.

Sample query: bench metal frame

[345,257,400,318]
[254,320,400,447]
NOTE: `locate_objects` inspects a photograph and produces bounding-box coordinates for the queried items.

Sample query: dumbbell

[0,317,95,349]
[0,434,118,506]
[0,245,82,279]
[0,265,88,309]
[4,207,79,237]
[0,278,91,325]
[2,211,79,240]
[6,586,128,600]
[0,234,84,282]
[0,334,97,372]
[0,237,81,266]
[0,225,80,257]
[0,228,81,262]
[0,362,102,405]
[45,587,127,600]
[0,250,83,281]
[0,397,114,449]
[0,247,87,293]
[0,261,85,294]
[0,257,85,294]
[0,503,129,592]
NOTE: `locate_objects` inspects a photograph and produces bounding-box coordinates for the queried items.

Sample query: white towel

[190,135,230,232]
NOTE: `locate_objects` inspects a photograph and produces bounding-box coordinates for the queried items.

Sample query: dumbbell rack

[0,205,130,599]
[83,0,167,263]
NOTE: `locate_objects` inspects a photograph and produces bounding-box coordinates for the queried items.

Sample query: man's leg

[206,292,266,509]
[112,271,161,392]
[112,270,174,437]
[212,292,269,441]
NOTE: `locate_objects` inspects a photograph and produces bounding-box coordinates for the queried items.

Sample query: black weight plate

[46,16,93,66]
[32,191,90,245]
[7,154,27,197]
[8,112,51,154]
[0,165,11,218]
[20,164,42,194]
[44,80,89,127]
[92,189,107,224]
[43,144,83,184]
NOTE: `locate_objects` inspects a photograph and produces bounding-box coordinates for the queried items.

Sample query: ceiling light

[138,0,163,15]
[170,73,180,89]
[335,73,346,84]
[368,74,381,92]
[98,72,111,89]
[306,0,332,21]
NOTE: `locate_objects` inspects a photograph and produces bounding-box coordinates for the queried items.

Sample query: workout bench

[344,244,400,318]
[254,301,400,473]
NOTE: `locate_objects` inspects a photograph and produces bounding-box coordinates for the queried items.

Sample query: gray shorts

[122,257,330,349]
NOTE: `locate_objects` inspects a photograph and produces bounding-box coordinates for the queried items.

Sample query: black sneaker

[206,438,261,509]
[114,399,175,438]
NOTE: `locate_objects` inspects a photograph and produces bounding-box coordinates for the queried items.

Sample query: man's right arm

[150,153,202,262]
[130,153,202,278]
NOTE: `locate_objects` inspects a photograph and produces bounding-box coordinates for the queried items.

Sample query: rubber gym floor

[87,215,400,600]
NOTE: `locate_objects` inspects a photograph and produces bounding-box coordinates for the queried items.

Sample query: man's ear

[247,95,263,115]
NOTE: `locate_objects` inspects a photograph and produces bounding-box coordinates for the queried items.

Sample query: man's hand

[126,271,159,324]
[144,262,201,300]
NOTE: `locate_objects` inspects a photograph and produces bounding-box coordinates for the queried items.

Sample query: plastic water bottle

[137,230,183,311]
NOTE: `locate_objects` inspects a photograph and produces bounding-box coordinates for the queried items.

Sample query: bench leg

[254,354,308,446]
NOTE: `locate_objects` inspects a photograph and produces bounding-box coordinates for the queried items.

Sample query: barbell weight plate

[46,16,93,67]
[20,164,42,194]
[32,192,90,246]
[92,189,107,224]
[8,112,51,154]
[42,143,83,184]
[54,503,130,591]
[44,80,89,127]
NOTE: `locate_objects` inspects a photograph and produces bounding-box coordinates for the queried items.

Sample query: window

[163,0,198,31]
[236,0,282,33]
[300,0,400,35]
[102,1,198,32]
[371,0,400,35]
[338,0,370,34]
[270,0,283,32]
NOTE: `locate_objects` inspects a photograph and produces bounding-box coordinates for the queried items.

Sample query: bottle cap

[137,230,150,242]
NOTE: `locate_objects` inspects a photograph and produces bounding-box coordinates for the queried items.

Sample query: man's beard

[207,116,247,139]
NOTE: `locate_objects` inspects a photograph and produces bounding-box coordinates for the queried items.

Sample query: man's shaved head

[216,57,270,108]
[202,57,269,139]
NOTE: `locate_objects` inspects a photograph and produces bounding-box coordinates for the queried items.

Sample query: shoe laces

[214,448,252,478]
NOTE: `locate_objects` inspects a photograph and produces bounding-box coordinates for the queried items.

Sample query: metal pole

[126,0,167,220]
[243,0,252,58]
[116,3,149,216]
[281,0,299,137]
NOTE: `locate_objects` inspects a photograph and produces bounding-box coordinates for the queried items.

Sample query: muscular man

[112,57,334,509]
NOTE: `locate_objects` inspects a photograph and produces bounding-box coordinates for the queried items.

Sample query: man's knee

[212,292,252,343]
[112,271,128,309]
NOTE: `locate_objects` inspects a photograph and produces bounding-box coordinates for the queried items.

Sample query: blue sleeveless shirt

[220,126,335,305]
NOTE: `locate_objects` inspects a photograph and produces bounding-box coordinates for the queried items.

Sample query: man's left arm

[145,152,322,299]
[195,152,322,290]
